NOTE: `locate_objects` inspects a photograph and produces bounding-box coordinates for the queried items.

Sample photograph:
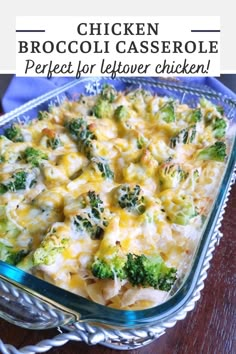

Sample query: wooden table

[0,183,235,354]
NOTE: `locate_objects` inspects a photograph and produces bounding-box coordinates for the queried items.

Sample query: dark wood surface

[0,75,235,353]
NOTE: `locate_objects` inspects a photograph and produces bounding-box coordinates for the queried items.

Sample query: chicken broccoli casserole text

[0,84,228,309]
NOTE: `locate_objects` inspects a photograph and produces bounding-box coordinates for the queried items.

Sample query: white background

[15,16,220,77]
[0,0,234,73]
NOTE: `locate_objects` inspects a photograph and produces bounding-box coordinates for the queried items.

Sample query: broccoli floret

[72,191,108,239]
[33,227,70,266]
[91,249,127,280]
[42,128,62,150]
[92,83,117,118]
[0,185,7,194]
[0,171,36,194]
[193,169,200,179]
[125,253,177,291]
[200,99,225,126]
[184,169,200,192]
[126,89,152,114]
[65,118,96,158]
[91,157,114,179]
[93,99,113,119]
[4,124,24,142]
[160,190,197,225]
[158,101,175,123]
[216,105,224,115]
[158,164,188,191]
[100,84,117,103]
[188,108,202,123]
[65,118,83,139]
[212,118,227,139]
[91,258,114,279]
[197,142,227,162]
[137,135,148,150]
[200,98,224,116]
[38,111,49,120]
[114,105,129,120]
[16,253,34,271]
[10,171,32,190]
[0,205,20,238]
[0,206,28,265]
[73,215,102,238]
[23,147,48,167]
[0,243,28,265]
[200,100,227,138]
[0,155,5,163]
[199,97,212,109]
[170,125,196,148]
[47,136,62,150]
[127,88,152,101]
[116,184,146,215]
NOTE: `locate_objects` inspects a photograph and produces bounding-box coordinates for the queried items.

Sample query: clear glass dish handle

[0,278,75,330]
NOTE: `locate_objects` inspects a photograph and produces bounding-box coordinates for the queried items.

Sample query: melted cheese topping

[0,87,227,310]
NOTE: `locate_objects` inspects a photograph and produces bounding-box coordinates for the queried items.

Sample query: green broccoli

[212,118,227,139]
[197,142,227,162]
[9,171,28,190]
[0,156,5,164]
[127,88,152,101]
[16,253,34,271]
[33,228,70,266]
[92,83,117,118]
[38,110,49,120]
[100,84,117,103]
[65,118,84,139]
[125,89,152,114]
[158,164,188,191]
[0,170,36,194]
[0,206,28,265]
[216,105,224,115]
[65,118,96,158]
[188,108,202,123]
[91,157,114,179]
[170,125,196,148]
[41,128,63,150]
[0,184,7,194]
[0,243,28,265]
[158,101,175,123]
[124,253,177,291]
[91,248,127,280]
[4,124,24,142]
[199,97,212,109]
[47,136,62,150]
[91,258,114,279]
[185,169,200,192]
[160,190,197,225]
[199,99,227,138]
[114,105,129,120]
[193,169,200,179]
[116,184,146,215]
[137,135,148,149]
[23,147,48,167]
[0,205,21,239]
[93,99,113,119]
[72,191,108,239]
[200,98,224,116]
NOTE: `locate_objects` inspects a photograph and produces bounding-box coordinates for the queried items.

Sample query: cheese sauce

[0,87,227,310]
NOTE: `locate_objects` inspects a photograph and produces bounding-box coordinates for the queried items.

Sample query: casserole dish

[0,77,235,352]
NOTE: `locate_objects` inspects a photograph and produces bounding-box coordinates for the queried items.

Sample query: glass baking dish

[0,77,235,351]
